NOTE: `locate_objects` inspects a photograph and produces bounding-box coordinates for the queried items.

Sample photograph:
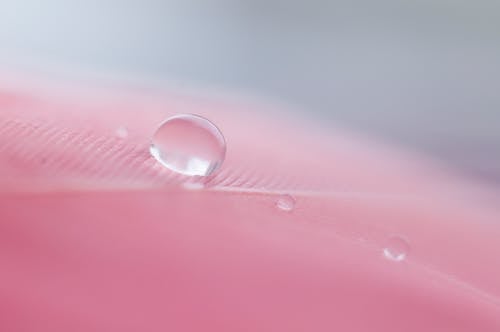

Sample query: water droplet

[357,237,367,244]
[150,114,226,176]
[115,126,129,138]
[276,194,295,211]
[383,236,410,262]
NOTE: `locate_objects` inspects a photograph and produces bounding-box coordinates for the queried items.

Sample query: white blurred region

[0,0,499,183]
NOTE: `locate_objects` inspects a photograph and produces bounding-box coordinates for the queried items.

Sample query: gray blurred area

[1,0,499,182]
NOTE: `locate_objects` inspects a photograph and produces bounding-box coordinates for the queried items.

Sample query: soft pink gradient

[0,72,499,331]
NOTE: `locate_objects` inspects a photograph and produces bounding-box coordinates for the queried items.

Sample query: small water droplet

[115,126,129,138]
[150,114,226,176]
[276,194,295,211]
[383,236,410,262]
[357,237,367,244]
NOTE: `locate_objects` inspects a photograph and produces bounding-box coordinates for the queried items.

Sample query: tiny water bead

[150,114,226,176]
[115,126,129,138]
[276,194,296,212]
[383,236,410,262]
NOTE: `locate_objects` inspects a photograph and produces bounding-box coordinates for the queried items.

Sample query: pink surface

[0,72,499,331]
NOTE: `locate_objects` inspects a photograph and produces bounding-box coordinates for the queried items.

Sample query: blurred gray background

[1,0,499,183]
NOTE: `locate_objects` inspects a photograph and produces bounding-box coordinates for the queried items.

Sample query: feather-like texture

[0,71,499,331]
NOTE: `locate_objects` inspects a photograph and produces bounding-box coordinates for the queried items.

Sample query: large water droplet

[276,194,296,212]
[383,236,410,262]
[150,114,226,176]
